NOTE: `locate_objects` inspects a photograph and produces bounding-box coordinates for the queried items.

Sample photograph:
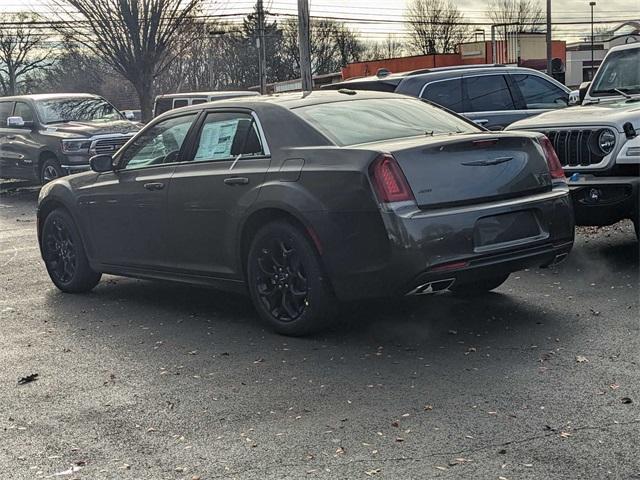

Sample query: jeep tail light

[539,136,565,180]
[369,153,415,203]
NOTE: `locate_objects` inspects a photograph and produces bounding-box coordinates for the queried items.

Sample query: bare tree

[55,0,202,121]
[281,18,364,75]
[365,35,406,61]
[0,13,52,95]
[487,0,544,32]
[406,0,471,55]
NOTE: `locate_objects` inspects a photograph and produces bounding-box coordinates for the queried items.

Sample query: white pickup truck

[507,42,640,239]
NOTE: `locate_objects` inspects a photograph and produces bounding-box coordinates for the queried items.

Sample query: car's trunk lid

[383,134,552,208]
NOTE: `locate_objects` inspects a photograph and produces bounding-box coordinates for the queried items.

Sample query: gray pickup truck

[0,93,139,184]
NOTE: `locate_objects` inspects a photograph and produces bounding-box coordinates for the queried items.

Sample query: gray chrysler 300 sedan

[37,90,574,335]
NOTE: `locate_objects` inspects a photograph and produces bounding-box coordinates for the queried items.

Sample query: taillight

[369,153,415,203]
[539,136,565,180]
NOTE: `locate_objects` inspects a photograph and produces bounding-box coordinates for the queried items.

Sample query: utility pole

[590,1,596,80]
[257,0,267,94]
[297,0,312,92]
[546,0,552,75]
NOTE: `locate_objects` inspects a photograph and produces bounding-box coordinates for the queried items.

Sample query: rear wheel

[451,273,510,296]
[246,221,335,336]
[41,209,101,293]
[40,157,64,184]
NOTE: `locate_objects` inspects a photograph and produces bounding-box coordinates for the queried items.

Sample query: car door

[80,112,199,270]
[2,102,40,180]
[462,74,519,130]
[167,110,271,278]
[0,101,16,179]
[508,73,569,119]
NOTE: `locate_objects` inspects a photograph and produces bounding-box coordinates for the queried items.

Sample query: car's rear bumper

[567,175,639,226]
[325,187,574,300]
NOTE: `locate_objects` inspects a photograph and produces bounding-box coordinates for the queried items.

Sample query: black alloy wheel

[40,158,64,184]
[247,221,335,336]
[43,216,77,284]
[255,237,309,322]
[41,209,101,293]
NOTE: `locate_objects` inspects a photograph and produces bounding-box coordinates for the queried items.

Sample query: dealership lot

[1,181,638,479]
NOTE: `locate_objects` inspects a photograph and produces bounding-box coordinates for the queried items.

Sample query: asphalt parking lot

[1,180,639,480]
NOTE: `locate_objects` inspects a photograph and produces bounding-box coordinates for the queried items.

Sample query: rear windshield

[293,98,478,146]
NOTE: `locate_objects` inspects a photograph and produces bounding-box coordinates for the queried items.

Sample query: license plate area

[473,210,547,252]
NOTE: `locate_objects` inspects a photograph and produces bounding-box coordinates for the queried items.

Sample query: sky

[0,0,638,42]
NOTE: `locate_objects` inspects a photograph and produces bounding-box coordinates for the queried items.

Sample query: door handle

[143,182,165,191]
[6,135,16,140]
[224,177,249,186]
[474,119,489,126]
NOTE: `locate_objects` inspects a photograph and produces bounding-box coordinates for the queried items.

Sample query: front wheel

[450,273,510,296]
[40,158,64,184]
[41,209,101,293]
[246,221,336,336]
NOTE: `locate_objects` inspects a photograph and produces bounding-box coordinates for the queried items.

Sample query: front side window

[0,102,14,126]
[14,102,35,122]
[464,75,515,112]
[421,78,464,112]
[120,114,197,170]
[511,74,568,109]
[294,98,478,146]
[35,97,123,124]
[591,47,640,96]
[193,112,264,162]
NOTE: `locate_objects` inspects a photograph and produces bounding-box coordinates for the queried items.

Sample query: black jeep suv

[0,93,139,184]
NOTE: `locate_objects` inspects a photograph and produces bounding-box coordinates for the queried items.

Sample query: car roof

[155,91,259,100]
[0,93,102,102]
[607,41,640,53]
[161,89,411,116]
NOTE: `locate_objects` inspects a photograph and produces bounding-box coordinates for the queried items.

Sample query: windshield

[35,97,124,124]
[591,48,640,97]
[293,98,479,146]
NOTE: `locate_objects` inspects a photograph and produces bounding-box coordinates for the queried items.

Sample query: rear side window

[464,75,515,112]
[294,98,478,146]
[511,74,568,109]
[154,98,172,116]
[191,99,208,105]
[193,112,264,162]
[173,99,189,109]
[0,102,14,126]
[421,78,463,112]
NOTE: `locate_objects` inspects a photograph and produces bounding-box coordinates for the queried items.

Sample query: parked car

[506,42,640,239]
[323,65,572,130]
[0,93,139,184]
[153,91,259,117]
[37,91,574,335]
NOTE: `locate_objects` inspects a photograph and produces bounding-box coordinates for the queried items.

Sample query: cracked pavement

[1,180,639,479]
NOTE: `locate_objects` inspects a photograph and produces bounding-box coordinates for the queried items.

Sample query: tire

[40,157,64,184]
[246,220,336,336]
[41,208,101,293]
[450,273,510,296]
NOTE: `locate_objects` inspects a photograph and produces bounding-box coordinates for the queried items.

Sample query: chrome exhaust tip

[406,278,455,296]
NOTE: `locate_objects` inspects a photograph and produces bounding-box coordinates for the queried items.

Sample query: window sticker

[195,119,240,161]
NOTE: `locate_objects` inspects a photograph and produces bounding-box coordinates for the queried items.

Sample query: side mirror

[89,154,114,173]
[7,116,30,128]
[568,90,580,106]
[124,111,135,120]
[578,82,591,104]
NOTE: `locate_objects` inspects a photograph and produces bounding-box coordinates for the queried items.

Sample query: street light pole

[298,0,313,92]
[546,0,552,75]
[590,1,596,80]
